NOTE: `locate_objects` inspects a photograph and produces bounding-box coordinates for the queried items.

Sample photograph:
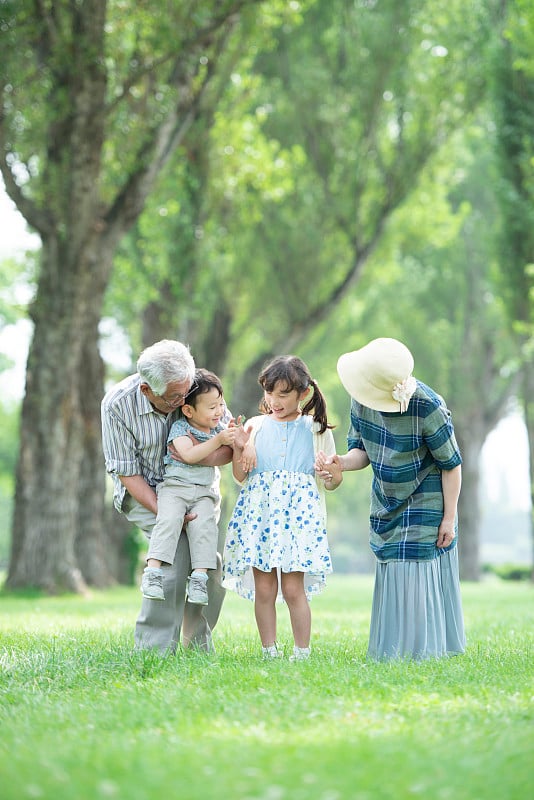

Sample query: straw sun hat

[337,337,417,413]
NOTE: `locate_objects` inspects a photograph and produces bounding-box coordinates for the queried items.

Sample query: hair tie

[392,376,417,413]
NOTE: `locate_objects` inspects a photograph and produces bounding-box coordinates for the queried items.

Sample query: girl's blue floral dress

[223,414,335,601]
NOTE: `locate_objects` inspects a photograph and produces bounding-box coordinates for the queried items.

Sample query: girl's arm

[232,450,248,484]
[437,464,462,548]
[315,447,370,490]
[232,438,255,483]
[231,421,257,483]
[173,428,236,465]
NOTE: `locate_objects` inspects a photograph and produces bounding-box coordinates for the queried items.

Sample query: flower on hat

[392,376,417,413]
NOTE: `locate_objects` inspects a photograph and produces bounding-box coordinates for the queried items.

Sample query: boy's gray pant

[123,496,226,653]
[147,480,219,569]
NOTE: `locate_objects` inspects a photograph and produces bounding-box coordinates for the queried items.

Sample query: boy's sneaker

[141,567,164,600]
[186,573,209,605]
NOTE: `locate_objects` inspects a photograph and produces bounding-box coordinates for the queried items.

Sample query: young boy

[141,369,238,604]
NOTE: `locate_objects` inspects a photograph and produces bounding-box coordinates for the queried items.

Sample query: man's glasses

[155,381,198,408]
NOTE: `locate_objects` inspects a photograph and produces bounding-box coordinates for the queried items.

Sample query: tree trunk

[522,363,534,582]
[75,331,116,588]
[6,239,109,592]
[457,438,483,581]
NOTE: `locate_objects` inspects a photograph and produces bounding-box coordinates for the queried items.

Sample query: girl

[223,355,339,661]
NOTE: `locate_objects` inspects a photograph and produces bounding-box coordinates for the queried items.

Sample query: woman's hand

[436,520,456,548]
[315,451,343,489]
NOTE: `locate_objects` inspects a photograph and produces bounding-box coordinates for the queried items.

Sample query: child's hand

[314,450,331,472]
[233,422,252,451]
[239,442,257,472]
[218,427,237,447]
[315,451,342,488]
[228,414,246,429]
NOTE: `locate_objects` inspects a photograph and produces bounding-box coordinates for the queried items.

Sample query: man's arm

[119,475,158,515]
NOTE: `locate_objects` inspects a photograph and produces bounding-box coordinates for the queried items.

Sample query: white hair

[136,340,195,395]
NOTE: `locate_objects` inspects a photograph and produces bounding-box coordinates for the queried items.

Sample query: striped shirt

[347,381,462,562]
[101,373,181,512]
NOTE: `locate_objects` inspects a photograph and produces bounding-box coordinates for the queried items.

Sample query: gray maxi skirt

[367,547,466,661]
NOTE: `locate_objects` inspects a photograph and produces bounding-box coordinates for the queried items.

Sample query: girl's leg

[253,568,279,646]
[281,571,311,648]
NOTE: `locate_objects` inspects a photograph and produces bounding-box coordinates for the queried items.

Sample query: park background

[0,3,533,800]
[0,0,532,589]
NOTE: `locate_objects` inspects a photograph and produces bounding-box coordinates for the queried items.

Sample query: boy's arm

[173,428,236,465]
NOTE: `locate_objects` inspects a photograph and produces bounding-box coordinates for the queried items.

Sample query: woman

[316,337,466,660]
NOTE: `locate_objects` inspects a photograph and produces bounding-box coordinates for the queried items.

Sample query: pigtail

[301,379,333,434]
[257,355,333,433]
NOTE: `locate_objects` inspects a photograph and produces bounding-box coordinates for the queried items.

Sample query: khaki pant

[147,479,219,569]
[123,496,226,653]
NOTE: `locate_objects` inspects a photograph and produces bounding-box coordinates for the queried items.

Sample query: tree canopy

[0,0,532,589]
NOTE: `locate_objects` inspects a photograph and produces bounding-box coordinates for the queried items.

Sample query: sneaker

[289,646,311,662]
[262,643,281,659]
[186,573,209,605]
[141,567,165,600]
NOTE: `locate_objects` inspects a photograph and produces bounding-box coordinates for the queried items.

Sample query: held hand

[315,452,343,488]
[183,511,198,525]
[314,449,333,472]
[436,521,456,548]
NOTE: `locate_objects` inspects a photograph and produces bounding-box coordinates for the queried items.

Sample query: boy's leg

[186,490,220,570]
[146,481,190,565]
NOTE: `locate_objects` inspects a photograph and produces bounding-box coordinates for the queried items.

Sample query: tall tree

[492,0,534,576]
[104,0,512,580]
[0,0,267,591]
[113,0,496,417]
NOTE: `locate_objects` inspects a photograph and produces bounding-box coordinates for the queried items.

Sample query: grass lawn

[0,575,532,800]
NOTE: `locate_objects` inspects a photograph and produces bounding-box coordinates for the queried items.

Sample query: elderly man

[101,339,238,652]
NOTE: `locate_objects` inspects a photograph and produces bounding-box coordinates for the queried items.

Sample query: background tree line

[0,0,532,592]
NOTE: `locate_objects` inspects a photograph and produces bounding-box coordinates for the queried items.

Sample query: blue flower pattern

[223,416,332,601]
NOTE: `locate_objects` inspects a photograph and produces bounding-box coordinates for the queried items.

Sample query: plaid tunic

[347,381,462,562]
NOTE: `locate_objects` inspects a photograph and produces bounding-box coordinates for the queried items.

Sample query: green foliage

[106,0,499,383]
[0,578,532,800]
[484,563,532,581]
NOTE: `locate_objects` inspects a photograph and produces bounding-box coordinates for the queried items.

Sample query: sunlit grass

[0,576,532,799]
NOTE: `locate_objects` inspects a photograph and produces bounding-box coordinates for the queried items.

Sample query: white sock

[191,570,208,581]
[262,643,279,657]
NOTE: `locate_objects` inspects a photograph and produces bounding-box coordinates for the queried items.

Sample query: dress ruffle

[223,469,332,601]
